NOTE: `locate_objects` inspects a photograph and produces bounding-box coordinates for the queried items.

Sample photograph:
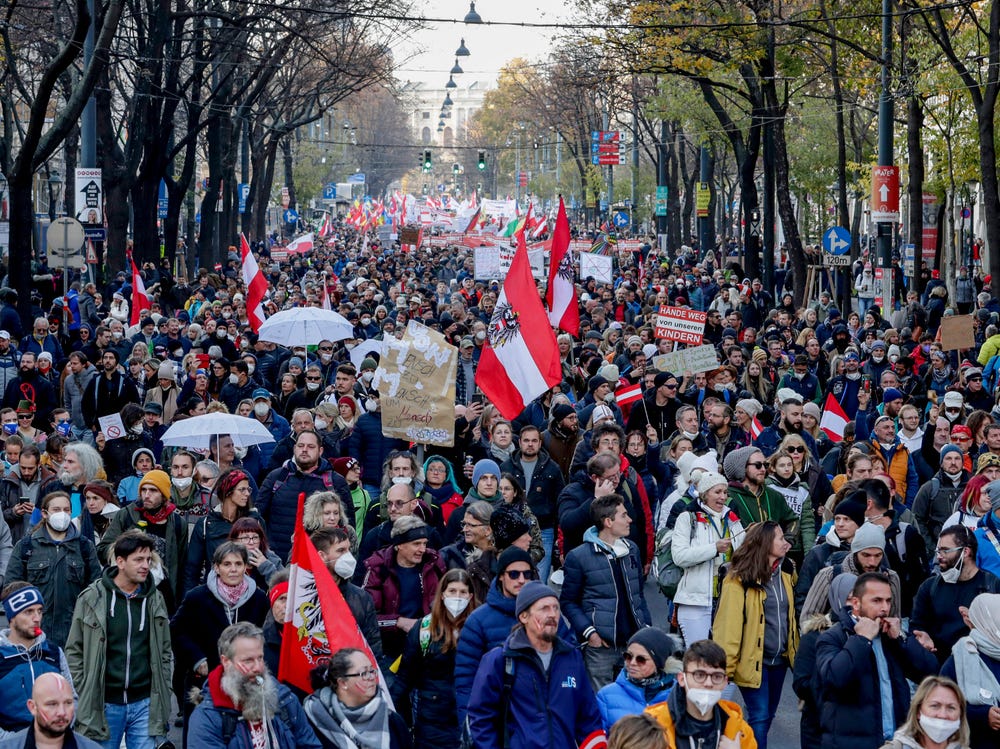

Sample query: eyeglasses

[662,383,678,390]
[236,535,260,543]
[16,415,32,420]
[623,651,651,666]
[344,669,377,680]
[935,545,964,557]
[685,669,727,686]
[318,346,334,352]
[952,436,971,443]
[460,521,484,529]
[746,461,766,469]
[504,569,537,580]
[787,446,806,454]
[387,499,414,510]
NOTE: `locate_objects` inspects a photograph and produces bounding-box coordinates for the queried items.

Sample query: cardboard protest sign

[939,314,975,351]
[654,306,707,344]
[652,345,720,375]
[375,320,457,446]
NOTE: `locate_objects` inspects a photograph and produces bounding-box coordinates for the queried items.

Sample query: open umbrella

[257,307,355,347]
[160,413,275,450]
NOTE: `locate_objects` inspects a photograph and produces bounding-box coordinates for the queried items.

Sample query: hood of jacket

[206,570,258,610]
[99,565,156,600]
[0,627,51,656]
[582,526,630,557]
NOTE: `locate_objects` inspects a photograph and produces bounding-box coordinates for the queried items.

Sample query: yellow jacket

[869,441,911,504]
[646,698,757,749]
[711,565,799,689]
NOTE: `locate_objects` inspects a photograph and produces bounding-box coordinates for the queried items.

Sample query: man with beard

[80,350,138,433]
[625,371,682,445]
[0,673,102,749]
[188,622,320,749]
[1,353,54,431]
[542,403,582,482]
[704,402,751,464]
[0,444,58,543]
[724,446,799,534]
[467,582,605,749]
[754,397,819,459]
[66,531,172,749]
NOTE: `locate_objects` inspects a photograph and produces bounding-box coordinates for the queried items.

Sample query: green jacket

[65,569,173,741]
[97,504,188,605]
[727,483,799,535]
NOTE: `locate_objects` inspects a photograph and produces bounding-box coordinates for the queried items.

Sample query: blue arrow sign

[283,209,299,224]
[323,183,336,200]
[613,211,630,228]
[822,226,851,256]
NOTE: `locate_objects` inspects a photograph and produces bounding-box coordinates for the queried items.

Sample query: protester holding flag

[390,569,478,749]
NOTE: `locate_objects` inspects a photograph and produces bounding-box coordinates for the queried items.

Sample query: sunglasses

[623,651,651,666]
[504,569,537,581]
[746,461,767,469]
[787,446,806,454]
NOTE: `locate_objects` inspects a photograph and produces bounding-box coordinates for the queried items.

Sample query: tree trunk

[906,96,925,293]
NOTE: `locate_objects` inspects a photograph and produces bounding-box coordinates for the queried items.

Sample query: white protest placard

[579,252,613,284]
[474,246,501,279]
[75,168,103,224]
[654,305,708,344]
[98,413,126,440]
[652,345,720,375]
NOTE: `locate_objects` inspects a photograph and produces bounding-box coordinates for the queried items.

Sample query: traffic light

[422,150,432,171]
[417,151,424,170]
[477,150,486,170]
[453,163,461,175]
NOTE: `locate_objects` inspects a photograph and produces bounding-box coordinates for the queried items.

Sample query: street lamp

[443,93,454,107]
[456,38,470,57]
[446,75,457,89]
[464,2,482,23]
[450,59,464,75]
[48,171,62,221]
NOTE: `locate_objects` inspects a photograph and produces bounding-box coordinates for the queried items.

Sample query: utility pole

[877,0,894,295]
[699,147,712,259]
[656,121,668,246]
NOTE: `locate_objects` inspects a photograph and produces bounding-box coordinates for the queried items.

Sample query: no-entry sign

[655,306,707,344]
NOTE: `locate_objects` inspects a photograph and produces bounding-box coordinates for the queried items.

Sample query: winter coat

[258,458,350,560]
[80,371,138,430]
[644,689,756,749]
[251,410,291,480]
[346,412,408,487]
[184,507,266,590]
[499,449,566,529]
[64,570,172,742]
[712,561,799,688]
[727,483,800,535]
[671,502,746,607]
[467,626,605,749]
[62,365,97,431]
[0,628,72,731]
[187,665,321,749]
[361,545,445,658]
[559,527,651,645]
[793,613,835,749]
[169,574,270,674]
[596,668,674,733]
[913,470,970,549]
[4,524,102,648]
[975,511,1000,579]
[800,550,902,621]
[814,616,938,749]
[795,535,850,612]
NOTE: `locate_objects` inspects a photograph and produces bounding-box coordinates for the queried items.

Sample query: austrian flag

[819,393,849,442]
[615,383,643,407]
[240,233,268,332]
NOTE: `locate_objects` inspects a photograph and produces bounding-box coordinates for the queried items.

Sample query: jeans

[583,643,623,693]
[537,528,555,583]
[102,697,156,749]
[739,662,787,749]
[677,604,713,649]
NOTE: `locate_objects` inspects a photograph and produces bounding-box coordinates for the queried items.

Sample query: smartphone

[470,393,483,406]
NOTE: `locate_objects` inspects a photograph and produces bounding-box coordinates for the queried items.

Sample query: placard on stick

[939,314,974,351]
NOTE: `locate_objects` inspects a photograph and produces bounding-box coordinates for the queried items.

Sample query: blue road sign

[238,183,250,213]
[323,183,336,200]
[822,226,851,255]
[613,211,630,228]
[347,173,366,184]
[283,209,299,224]
[157,180,168,219]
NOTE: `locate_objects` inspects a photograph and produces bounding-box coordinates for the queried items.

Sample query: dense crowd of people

[0,226,996,749]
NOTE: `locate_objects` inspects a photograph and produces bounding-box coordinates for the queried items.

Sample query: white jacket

[671,502,745,607]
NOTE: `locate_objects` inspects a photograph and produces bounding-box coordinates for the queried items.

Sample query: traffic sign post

[822,226,851,255]
[871,165,900,223]
[613,211,630,229]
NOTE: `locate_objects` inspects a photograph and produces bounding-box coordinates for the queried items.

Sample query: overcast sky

[392,0,575,87]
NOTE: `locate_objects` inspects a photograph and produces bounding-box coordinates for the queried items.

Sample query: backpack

[654,503,698,599]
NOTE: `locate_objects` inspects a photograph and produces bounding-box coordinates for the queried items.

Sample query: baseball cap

[251,388,271,401]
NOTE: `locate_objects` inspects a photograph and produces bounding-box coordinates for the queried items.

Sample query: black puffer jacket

[499,449,565,529]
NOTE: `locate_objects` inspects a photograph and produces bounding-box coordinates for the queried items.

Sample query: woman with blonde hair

[780,432,833,536]
[766,448,813,564]
[879,675,970,749]
[303,490,358,552]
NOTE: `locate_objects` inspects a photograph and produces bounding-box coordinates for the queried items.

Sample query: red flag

[820,393,849,443]
[615,383,643,407]
[750,416,763,440]
[546,197,579,335]
[279,492,379,694]
[240,234,267,332]
[128,254,151,327]
[475,241,561,420]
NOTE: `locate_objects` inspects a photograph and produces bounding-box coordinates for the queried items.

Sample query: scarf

[931,364,953,385]
[952,633,1000,706]
[489,441,516,462]
[627,671,674,701]
[215,576,249,608]
[139,501,177,525]
[304,686,390,749]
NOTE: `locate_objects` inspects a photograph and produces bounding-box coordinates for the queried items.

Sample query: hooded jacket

[644,684,755,749]
[65,568,172,741]
[596,667,677,732]
[0,628,71,731]
[671,502,747,608]
[800,550,902,622]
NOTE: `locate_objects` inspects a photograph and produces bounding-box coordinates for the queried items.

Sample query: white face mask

[918,714,961,744]
[361,317,371,326]
[603,392,616,404]
[333,552,357,580]
[172,476,193,490]
[306,382,321,392]
[682,430,699,440]
[131,423,144,435]
[365,399,378,412]
[391,476,412,486]
[686,687,723,716]
[314,418,328,430]
[443,596,470,617]
[229,373,240,385]
[247,363,255,375]
[47,511,71,533]
[845,371,861,381]
[320,353,333,363]
[940,549,965,584]
[253,403,269,417]
[361,371,374,384]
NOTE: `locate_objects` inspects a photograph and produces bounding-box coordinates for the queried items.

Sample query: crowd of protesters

[0,224,995,749]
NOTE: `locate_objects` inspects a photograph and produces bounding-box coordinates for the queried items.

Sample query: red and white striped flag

[820,393,849,442]
[240,234,268,332]
[546,196,579,336]
[750,416,763,440]
[476,241,561,420]
[615,383,643,407]
[128,253,151,327]
[321,272,332,311]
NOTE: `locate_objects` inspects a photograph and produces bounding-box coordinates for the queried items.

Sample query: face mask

[2,423,15,435]
[845,371,861,381]
[333,552,357,580]
[793,371,805,380]
[112,331,123,340]
[47,511,71,533]
[361,371,374,384]
[253,403,269,417]
[475,331,486,342]
[444,596,470,617]
[217,329,227,338]
[889,355,898,363]
[56,422,71,437]
[223,311,232,319]
[345,342,357,350]
[940,549,965,584]
[391,476,412,486]
[247,363,255,375]
[365,399,378,412]
[172,476,193,490]
[320,353,333,363]
[686,687,723,716]
[603,392,616,404]
[682,430,698,441]
[314,418,328,430]
[229,373,239,385]
[361,317,371,326]
[306,382,321,392]
[918,714,961,744]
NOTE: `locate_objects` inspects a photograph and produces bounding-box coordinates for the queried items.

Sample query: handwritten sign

[579,253,613,283]
[651,345,720,375]
[474,245,545,280]
[654,305,708,344]
[374,320,457,446]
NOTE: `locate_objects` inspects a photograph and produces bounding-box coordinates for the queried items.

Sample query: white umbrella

[257,307,355,347]
[160,413,275,450]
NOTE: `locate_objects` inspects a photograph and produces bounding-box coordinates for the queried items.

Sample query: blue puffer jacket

[346,412,408,487]
[596,669,674,732]
[0,630,70,731]
[258,458,350,560]
[468,627,605,749]
[453,579,573,723]
[975,511,1000,580]
[559,527,651,644]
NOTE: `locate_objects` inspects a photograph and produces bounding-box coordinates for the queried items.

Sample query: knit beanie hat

[736,398,763,418]
[940,444,964,464]
[332,457,360,478]
[833,493,867,528]
[490,506,531,550]
[496,546,534,577]
[802,402,821,420]
[472,459,501,488]
[696,471,729,495]
[551,403,575,424]
[515,581,558,617]
[985,479,1000,511]
[850,523,886,553]
[84,482,115,507]
[138,469,171,498]
[131,447,155,469]
[156,361,176,381]
[626,628,679,672]
[723,446,760,482]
